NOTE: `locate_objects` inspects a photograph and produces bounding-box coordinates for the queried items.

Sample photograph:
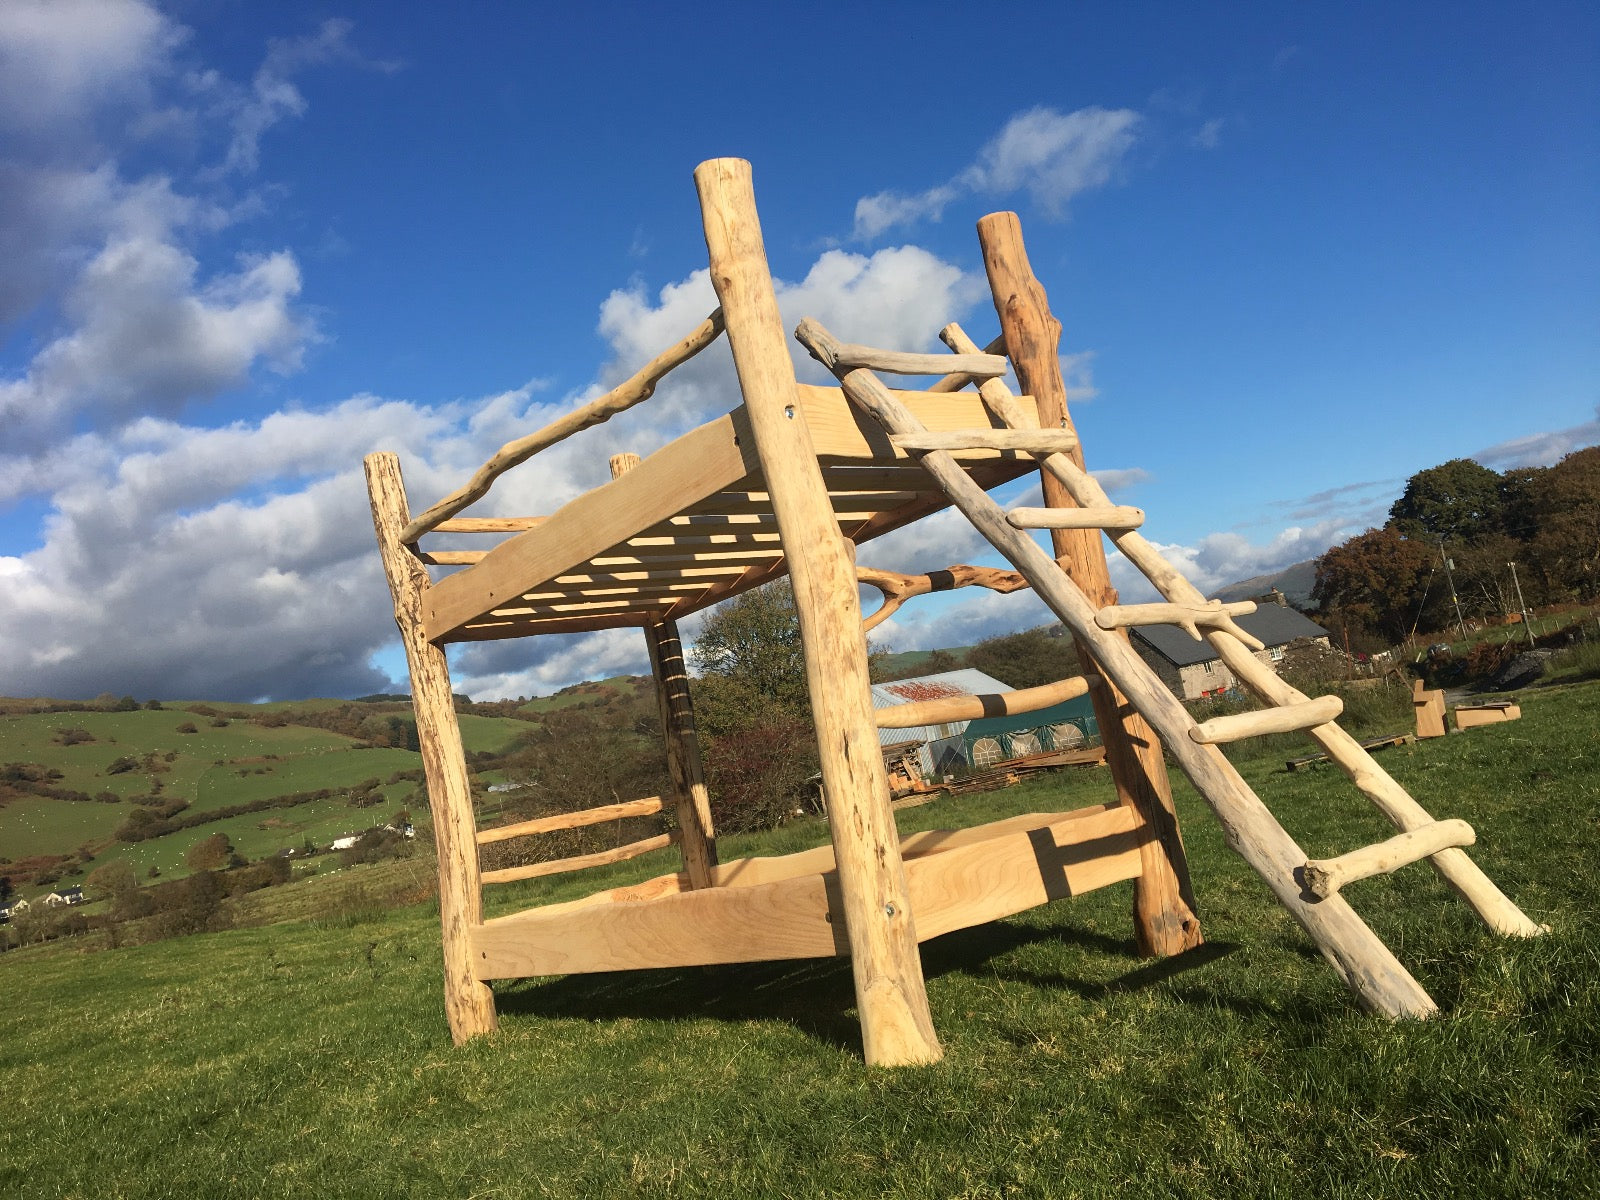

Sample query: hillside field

[1,679,1596,1198]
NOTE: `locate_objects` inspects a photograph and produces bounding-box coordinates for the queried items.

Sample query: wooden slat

[450,612,651,641]
[470,804,1143,977]
[433,517,545,533]
[1189,696,1344,745]
[424,411,760,642]
[480,831,680,886]
[476,795,666,845]
[876,674,1098,729]
[712,802,1122,889]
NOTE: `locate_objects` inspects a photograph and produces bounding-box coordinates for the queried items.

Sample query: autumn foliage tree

[1315,445,1599,644]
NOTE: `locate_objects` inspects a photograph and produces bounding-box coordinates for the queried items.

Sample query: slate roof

[1131,606,1331,668]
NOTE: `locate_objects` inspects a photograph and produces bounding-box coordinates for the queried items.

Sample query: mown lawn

[1,684,1596,1199]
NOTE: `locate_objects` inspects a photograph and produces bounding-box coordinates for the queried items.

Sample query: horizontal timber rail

[476,795,666,845]
[939,316,1544,940]
[877,674,1100,729]
[480,831,680,885]
[401,309,726,543]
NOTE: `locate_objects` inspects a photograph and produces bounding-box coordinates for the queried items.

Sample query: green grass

[3,683,1598,1197]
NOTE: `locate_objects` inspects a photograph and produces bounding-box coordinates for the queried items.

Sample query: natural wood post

[695,157,942,1066]
[364,452,498,1045]
[610,452,718,889]
[976,211,1202,957]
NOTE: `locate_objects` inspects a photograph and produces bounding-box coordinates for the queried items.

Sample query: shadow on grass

[494,922,1246,1054]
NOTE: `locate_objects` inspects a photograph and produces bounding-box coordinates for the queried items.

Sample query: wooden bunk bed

[367,159,1541,1067]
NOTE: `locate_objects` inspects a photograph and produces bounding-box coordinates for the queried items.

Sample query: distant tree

[114,695,139,712]
[691,581,808,714]
[142,698,164,710]
[185,833,235,872]
[966,629,1079,690]
[1389,458,1506,543]
[1312,527,1440,641]
[86,860,137,901]
[174,722,198,734]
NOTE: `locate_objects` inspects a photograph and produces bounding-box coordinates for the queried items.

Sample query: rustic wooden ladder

[795,315,1545,1020]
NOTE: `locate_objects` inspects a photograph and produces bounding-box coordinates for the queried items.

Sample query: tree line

[1313,447,1599,646]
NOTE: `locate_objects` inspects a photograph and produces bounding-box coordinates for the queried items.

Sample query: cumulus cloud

[1,240,311,451]
[0,228,996,700]
[854,105,1142,239]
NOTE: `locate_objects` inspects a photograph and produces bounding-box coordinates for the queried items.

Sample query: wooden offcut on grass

[2,682,1596,1199]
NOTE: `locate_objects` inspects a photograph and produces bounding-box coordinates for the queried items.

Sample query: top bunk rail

[399,308,727,544]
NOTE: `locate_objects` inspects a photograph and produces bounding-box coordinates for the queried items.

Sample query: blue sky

[0,1,1595,701]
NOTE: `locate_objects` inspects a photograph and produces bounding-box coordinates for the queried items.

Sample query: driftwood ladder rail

[366,156,1542,1063]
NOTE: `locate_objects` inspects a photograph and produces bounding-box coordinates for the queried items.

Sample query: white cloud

[1108,520,1349,603]
[0,0,181,140]
[1473,406,1600,470]
[854,105,1142,239]
[1,238,311,451]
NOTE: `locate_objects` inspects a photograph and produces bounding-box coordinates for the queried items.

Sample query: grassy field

[0,703,529,884]
[1,682,1596,1198]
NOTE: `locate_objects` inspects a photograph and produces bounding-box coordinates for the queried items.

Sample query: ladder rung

[1302,819,1476,898]
[1008,505,1144,530]
[890,429,1080,455]
[1189,695,1344,744]
[1095,600,1255,634]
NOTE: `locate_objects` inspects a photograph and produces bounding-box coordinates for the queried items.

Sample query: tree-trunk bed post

[364,452,498,1045]
[976,211,1202,958]
[695,157,942,1067]
[609,452,718,889]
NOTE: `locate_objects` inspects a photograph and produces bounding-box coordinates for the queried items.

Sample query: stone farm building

[870,668,1100,774]
[1130,599,1333,701]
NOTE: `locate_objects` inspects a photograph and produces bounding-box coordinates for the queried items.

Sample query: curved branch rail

[400,309,726,544]
[857,563,1029,633]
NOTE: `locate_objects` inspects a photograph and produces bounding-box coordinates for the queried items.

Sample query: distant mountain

[1210,559,1320,609]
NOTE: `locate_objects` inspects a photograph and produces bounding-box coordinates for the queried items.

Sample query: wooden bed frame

[367,159,1542,1067]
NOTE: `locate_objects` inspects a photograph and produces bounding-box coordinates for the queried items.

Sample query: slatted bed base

[470,802,1145,980]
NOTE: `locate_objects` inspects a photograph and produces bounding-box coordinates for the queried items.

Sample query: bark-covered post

[976,211,1203,958]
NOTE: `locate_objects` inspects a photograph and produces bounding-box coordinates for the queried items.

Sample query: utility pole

[1439,538,1467,640]
[1508,561,1536,648]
